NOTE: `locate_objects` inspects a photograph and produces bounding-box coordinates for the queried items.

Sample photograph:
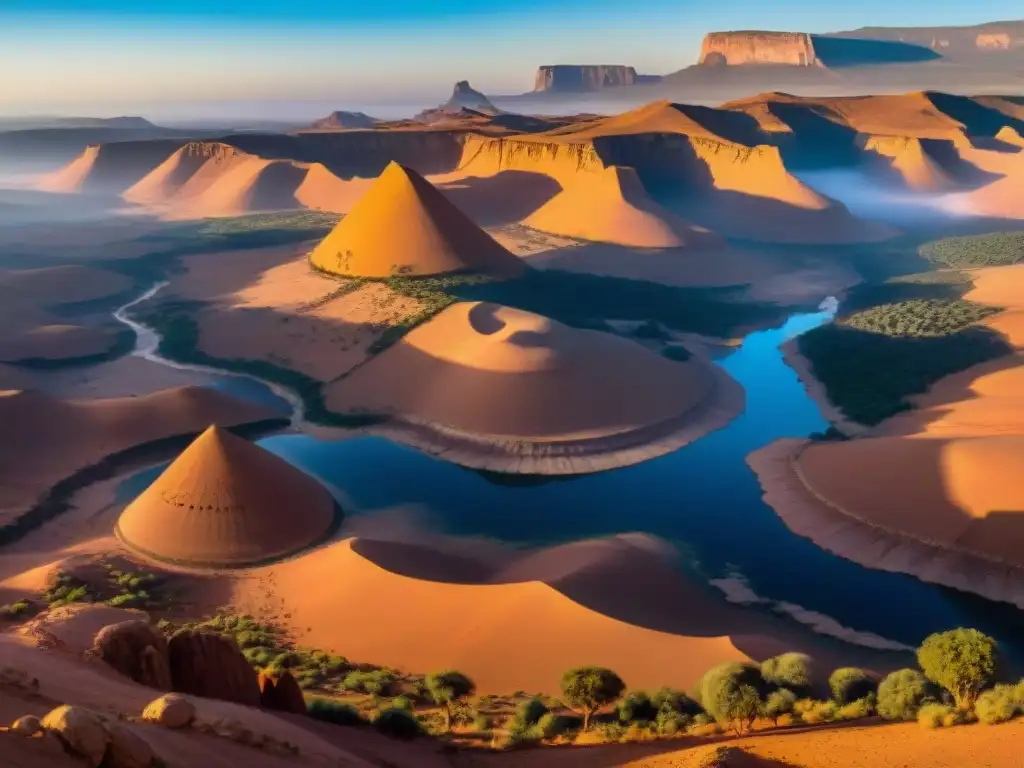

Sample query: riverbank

[748,438,1024,610]
[780,339,869,437]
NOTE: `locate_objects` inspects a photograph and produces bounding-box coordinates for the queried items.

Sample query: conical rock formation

[167,630,261,707]
[115,425,336,567]
[309,161,525,277]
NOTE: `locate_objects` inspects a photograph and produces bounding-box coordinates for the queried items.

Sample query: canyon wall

[699,32,819,67]
[533,65,648,92]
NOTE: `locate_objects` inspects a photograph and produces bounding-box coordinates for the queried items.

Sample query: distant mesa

[697,30,940,68]
[826,20,1024,56]
[115,425,338,568]
[309,161,525,278]
[325,300,743,472]
[444,80,498,113]
[524,166,721,248]
[533,65,661,92]
[307,110,378,130]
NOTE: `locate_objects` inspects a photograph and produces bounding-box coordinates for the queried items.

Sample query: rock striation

[167,630,261,707]
[699,32,819,67]
[93,621,172,691]
[533,65,651,92]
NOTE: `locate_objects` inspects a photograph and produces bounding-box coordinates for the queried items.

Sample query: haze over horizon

[1,1,1021,121]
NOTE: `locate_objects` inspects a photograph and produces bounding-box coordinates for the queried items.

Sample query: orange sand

[864,136,958,191]
[960,160,1024,219]
[309,162,525,277]
[324,301,744,472]
[116,426,336,567]
[524,166,722,248]
[0,387,280,528]
[36,145,101,193]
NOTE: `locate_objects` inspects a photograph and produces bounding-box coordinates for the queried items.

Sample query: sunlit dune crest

[524,165,722,248]
[309,161,525,277]
[116,425,336,568]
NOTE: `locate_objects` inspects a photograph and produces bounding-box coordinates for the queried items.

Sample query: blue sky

[1,1,1020,118]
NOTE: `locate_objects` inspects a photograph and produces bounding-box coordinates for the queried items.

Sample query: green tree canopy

[877,668,938,721]
[917,628,999,710]
[829,667,878,705]
[425,670,476,731]
[761,653,814,695]
[700,662,766,734]
[559,666,626,731]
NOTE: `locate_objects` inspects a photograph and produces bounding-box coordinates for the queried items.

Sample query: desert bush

[699,662,765,735]
[0,600,32,619]
[307,697,365,726]
[829,667,878,705]
[836,694,876,721]
[761,653,814,696]
[560,667,626,731]
[655,710,688,736]
[918,702,965,729]
[620,723,658,743]
[425,670,476,731]
[974,684,1023,725]
[537,712,580,740]
[798,700,838,725]
[651,687,702,716]
[43,572,93,608]
[918,628,999,710]
[373,707,423,739]
[472,713,492,733]
[617,691,657,724]
[513,697,549,728]
[390,696,413,711]
[877,669,939,721]
[343,669,396,696]
[762,688,798,726]
[573,722,626,745]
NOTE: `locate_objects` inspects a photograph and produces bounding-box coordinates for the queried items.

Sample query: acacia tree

[425,670,476,731]
[761,653,814,696]
[700,662,766,735]
[559,667,626,731]
[917,628,999,711]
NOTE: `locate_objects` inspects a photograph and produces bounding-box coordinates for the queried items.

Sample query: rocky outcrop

[258,670,308,715]
[533,65,648,92]
[141,694,195,728]
[93,621,172,691]
[699,32,819,67]
[308,111,378,130]
[167,630,261,707]
[443,81,497,113]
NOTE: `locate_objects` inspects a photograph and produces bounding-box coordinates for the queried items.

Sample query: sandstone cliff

[533,65,653,92]
[699,32,819,67]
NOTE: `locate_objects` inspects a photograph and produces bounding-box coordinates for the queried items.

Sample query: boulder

[167,629,260,706]
[40,705,110,768]
[0,665,40,693]
[10,714,42,736]
[106,723,158,768]
[93,621,172,690]
[258,670,308,715]
[141,694,195,728]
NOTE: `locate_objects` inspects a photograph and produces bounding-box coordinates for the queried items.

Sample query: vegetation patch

[920,232,1024,269]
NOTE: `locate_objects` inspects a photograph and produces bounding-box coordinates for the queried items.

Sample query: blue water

[116,308,1024,657]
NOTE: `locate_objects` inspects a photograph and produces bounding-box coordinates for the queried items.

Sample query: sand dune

[0,265,131,306]
[37,139,182,195]
[0,322,119,363]
[753,263,1024,606]
[229,536,823,695]
[959,161,1024,219]
[864,136,958,191]
[0,386,282,529]
[309,162,525,277]
[524,166,722,248]
[36,145,100,193]
[116,426,337,568]
[325,301,744,472]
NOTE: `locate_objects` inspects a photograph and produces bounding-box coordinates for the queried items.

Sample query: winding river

[113,288,1024,659]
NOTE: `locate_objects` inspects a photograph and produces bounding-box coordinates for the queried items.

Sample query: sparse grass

[920,232,1024,268]
[42,572,94,609]
[0,600,33,619]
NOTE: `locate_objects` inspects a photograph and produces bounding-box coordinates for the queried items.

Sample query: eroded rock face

[258,670,308,715]
[698,32,819,66]
[167,630,260,707]
[41,706,110,768]
[533,65,640,92]
[141,693,195,728]
[93,621,172,691]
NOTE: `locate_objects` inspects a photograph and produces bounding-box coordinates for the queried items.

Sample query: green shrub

[560,667,626,731]
[514,697,549,727]
[390,696,413,711]
[699,663,765,734]
[472,713,492,733]
[762,688,798,726]
[836,694,876,721]
[974,684,1022,725]
[0,600,32,618]
[761,653,814,696]
[536,712,579,740]
[425,670,475,732]
[877,669,938,721]
[373,707,423,740]
[918,628,999,710]
[829,667,877,705]
[918,703,964,729]
[617,691,657,724]
[343,669,396,696]
[307,698,364,726]
[651,686,702,716]
[654,710,688,736]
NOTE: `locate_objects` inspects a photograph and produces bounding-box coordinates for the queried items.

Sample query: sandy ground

[749,263,1024,606]
[0,387,280,529]
[30,355,215,399]
[0,265,131,306]
[168,244,425,382]
[324,301,746,473]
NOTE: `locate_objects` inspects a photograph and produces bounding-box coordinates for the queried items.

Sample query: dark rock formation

[308,111,378,130]
[92,621,172,691]
[442,81,498,114]
[167,630,260,707]
[258,670,308,715]
[533,65,649,92]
